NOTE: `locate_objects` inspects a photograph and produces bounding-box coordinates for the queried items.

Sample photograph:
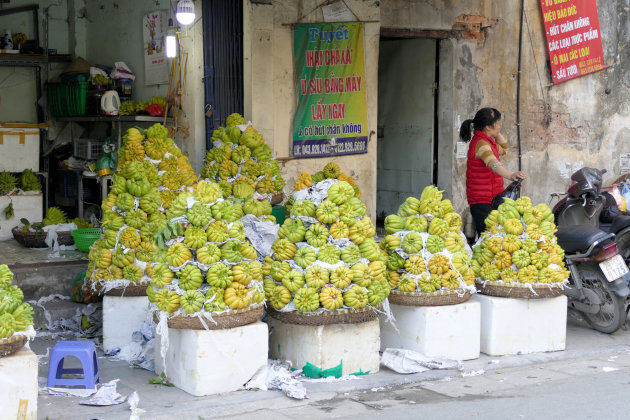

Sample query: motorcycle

[551,167,630,333]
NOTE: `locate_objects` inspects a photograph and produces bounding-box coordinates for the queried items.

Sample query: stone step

[30,297,100,330]
[1,238,89,300]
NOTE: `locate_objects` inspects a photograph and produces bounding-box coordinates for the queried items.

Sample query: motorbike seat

[611,215,630,234]
[555,225,612,254]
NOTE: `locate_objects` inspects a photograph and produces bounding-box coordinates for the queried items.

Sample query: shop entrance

[376,38,437,220]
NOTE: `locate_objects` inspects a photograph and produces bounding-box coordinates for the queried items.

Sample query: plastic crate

[48,81,89,117]
[73,139,104,160]
[57,171,96,201]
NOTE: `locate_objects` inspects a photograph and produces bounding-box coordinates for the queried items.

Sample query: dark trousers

[470,203,492,239]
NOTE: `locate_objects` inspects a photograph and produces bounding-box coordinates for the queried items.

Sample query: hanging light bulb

[166,18,177,58]
[176,0,195,26]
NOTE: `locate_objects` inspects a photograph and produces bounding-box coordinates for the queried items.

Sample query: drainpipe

[516,0,524,171]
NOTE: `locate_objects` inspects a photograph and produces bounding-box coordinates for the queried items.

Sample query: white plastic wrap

[381,348,462,374]
[241,213,279,257]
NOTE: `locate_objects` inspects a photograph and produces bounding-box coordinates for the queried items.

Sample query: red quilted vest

[466,130,505,205]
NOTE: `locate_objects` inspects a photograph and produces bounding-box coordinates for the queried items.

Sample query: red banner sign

[540,0,606,84]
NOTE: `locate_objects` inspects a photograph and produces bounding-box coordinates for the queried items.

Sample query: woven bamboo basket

[475,280,566,299]
[608,172,630,187]
[266,303,382,326]
[153,304,264,330]
[0,335,27,358]
[388,289,472,306]
[92,281,149,297]
[12,226,74,248]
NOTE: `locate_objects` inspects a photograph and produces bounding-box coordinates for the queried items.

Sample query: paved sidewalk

[34,312,630,420]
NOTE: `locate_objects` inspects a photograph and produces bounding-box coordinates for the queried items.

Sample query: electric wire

[524,7,550,106]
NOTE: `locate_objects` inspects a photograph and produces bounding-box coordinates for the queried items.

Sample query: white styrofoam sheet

[102,296,151,354]
[0,194,43,241]
[380,301,481,361]
[472,294,567,356]
[0,128,39,172]
[0,346,38,420]
[155,321,268,396]
[269,318,380,375]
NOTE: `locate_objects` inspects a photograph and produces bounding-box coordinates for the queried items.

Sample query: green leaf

[148,377,163,384]
[20,218,30,226]
[4,202,14,219]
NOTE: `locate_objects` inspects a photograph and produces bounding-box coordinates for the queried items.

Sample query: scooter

[551,167,630,333]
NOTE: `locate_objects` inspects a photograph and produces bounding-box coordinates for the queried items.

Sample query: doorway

[376,38,438,220]
[202,0,244,149]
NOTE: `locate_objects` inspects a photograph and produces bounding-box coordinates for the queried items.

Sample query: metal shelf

[55,115,169,123]
[56,116,171,149]
[0,53,72,66]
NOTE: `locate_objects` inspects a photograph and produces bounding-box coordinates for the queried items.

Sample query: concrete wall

[243,0,380,219]
[83,1,168,103]
[382,0,630,214]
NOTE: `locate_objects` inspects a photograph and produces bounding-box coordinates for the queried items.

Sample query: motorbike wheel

[578,263,626,333]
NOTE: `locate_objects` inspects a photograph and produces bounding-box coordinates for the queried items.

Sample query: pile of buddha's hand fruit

[383,185,474,293]
[472,197,570,285]
[144,181,264,314]
[264,163,390,312]
[86,123,198,286]
[200,113,285,220]
[288,161,361,201]
[0,264,34,338]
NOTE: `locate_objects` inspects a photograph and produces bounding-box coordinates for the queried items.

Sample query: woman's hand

[510,171,526,181]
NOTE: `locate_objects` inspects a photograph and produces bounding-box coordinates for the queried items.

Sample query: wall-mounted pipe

[516,0,524,171]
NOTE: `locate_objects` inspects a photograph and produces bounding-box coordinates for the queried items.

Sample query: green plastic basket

[48,81,89,117]
[71,228,101,252]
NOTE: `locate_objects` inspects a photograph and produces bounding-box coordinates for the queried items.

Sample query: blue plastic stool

[47,340,100,389]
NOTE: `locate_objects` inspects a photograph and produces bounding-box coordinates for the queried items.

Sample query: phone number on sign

[295,140,366,156]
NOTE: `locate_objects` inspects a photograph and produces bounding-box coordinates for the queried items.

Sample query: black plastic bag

[600,191,623,223]
[491,179,523,210]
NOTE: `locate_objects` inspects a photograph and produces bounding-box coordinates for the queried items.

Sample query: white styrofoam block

[0,194,42,241]
[379,301,481,361]
[473,294,567,356]
[0,346,37,420]
[102,296,151,354]
[269,318,380,375]
[0,127,40,172]
[154,321,268,396]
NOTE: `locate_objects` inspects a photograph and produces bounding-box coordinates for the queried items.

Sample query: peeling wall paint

[383,0,630,213]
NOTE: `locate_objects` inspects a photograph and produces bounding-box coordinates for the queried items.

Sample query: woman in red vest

[459,107,526,238]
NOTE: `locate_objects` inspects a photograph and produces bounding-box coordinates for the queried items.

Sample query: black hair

[458,107,502,142]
